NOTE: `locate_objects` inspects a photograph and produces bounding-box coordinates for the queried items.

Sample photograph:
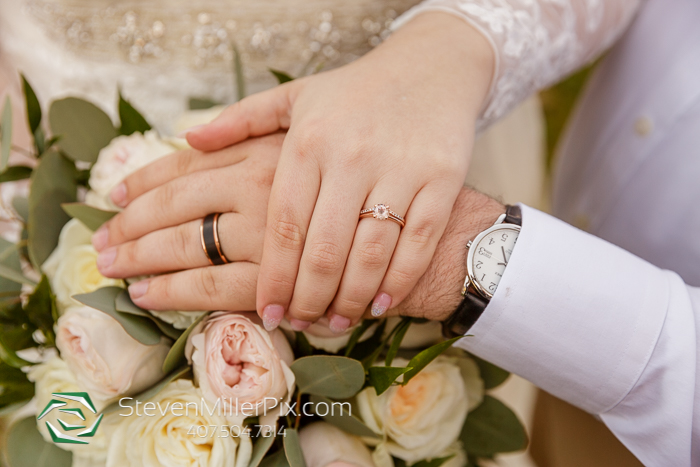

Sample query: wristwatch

[442,205,522,338]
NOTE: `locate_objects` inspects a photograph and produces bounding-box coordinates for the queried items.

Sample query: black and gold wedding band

[200,213,229,265]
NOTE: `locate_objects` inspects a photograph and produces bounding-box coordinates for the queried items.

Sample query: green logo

[37,392,103,444]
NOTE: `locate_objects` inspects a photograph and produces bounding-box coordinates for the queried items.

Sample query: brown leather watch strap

[441,204,522,338]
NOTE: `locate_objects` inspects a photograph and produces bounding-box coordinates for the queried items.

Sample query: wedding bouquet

[0,74,527,467]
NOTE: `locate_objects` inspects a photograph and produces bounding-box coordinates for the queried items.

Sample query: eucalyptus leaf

[73,287,163,346]
[118,91,152,135]
[102,366,191,414]
[411,456,455,467]
[0,362,34,409]
[470,354,510,390]
[115,290,182,340]
[162,311,209,374]
[269,68,294,84]
[12,196,29,222]
[188,97,221,110]
[283,428,307,467]
[0,237,27,293]
[49,97,118,163]
[259,450,290,467]
[309,394,379,438]
[248,433,275,467]
[367,366,413,396]
[0,333,32,368]
[402,337,463,385]
[343,320,374,357]
[0,264,36,287]
[27,150,77,268]
[460,396,528,457]
[290,356,365,398]
[1,96,12,171]
[24,275,56,346]
[21,75,42,135]
[385,317,412,366]
[61,203,118,231]
[348,319,386,362]
[6,417,73,467]
[0,166,33,183]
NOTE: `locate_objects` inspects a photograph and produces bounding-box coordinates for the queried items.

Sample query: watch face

[468,225,520,298]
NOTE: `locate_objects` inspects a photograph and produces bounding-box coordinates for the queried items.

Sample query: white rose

[150,310,206,330]
[187,312,295,425]
[56,306,171,408]
[280,317,375,353]
[356,356,482,463]
[26,356,111,463]
[173,106,225,137]
[106,379,252,467]
[87,130,176,209]
[299,422,375,467]
[42,219,123,312]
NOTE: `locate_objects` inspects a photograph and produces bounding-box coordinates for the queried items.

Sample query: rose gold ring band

[200,213,230,265]
[359,204,406,228]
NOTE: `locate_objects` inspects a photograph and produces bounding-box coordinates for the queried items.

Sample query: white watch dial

[470,226,520,298]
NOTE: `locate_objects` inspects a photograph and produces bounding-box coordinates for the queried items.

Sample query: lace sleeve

[394,0,641,130]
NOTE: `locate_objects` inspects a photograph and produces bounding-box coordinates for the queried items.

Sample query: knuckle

[269,218,305,252]
[305,241,345,276]
[404,223,435,248]
[195,268,220,299]
[355,238,391,270]
[386,265,417,293]
[108,215,129,242]
[153,183,176,221]
[263,270,296,293]
[173,224,193,262]
[334,294,370,314]
[289,304,324,322]
[175,150,195,176]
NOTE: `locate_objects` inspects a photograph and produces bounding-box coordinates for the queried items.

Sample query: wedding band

[200,213,230,265]
[359,204,405,228]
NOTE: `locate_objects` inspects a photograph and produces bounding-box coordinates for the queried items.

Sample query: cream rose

[356,356,483,463]
[280,317,375,353]
[151,310,206,330]
[42,219,123,312]
[299,422,375,467]
[187,312,295,425]
[173,105,225,137]
[87,130,177,209]
[106,379,252,467]
[27,356,111,463]
[56,306,171,408]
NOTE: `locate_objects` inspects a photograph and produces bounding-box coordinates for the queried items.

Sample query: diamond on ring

[373,204,390,220]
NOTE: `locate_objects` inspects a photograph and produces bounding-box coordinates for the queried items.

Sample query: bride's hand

[92,134,283,311]
[180,12,494,332]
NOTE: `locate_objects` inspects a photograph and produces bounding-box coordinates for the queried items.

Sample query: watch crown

[466,240,472,249]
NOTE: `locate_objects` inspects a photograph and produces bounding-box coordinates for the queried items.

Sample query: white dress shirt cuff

[455,205,669,414]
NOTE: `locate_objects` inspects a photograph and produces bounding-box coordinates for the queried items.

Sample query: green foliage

[115,290,181,340]
[0,166,33,183]
[73,287,163,346]
[118,91,152,135]
[343,320,375,357]
[293,331,313,357]
[269,69,294,84]
[402,336,463,385]
[162,311,208,373]
[61,203,118,231]
[248,434,276,467]
[49,97,117,163]
[188,97,221,110]
[385,317,412,366]
[0,362,34,409]
[460,395,528,457]
[308,394,379,438]
[1,96,12,171]
[283,428,307,467]
[259,450,290,467]
[411,455,455,467]
[24,275,56,346]
[233,43,246,101]
[470,354,510,390]
[0,237,31,288]
[367,366,413,396]
[27,150,77,268]
[290,356,365,398]
[5,417,73,467]
[0,333,32,368]
[20,74,45,155]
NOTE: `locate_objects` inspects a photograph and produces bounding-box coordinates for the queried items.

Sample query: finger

[97,213,262,278]
[327,197,410,328]
[255,139,323,331]
[127,262,259,311]
[97,167,239,249]
[373,185,453,314]
[113,134,284,208]
[186,83,296,152]
[284,179,367,328]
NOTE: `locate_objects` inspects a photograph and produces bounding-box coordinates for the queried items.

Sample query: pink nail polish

[111,183,127,207]
[289,319,311,331]
[128,280,149,300]
[175,124,205,139]
[92,225,109,251]
[329,314,351,334]
[371,293,392,317]
[96,247,117,272]
[262,305,285,331]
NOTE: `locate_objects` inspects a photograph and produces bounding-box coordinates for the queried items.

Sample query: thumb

[186,82,295,151]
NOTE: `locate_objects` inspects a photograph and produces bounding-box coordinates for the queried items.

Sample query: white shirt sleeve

[455,205,699,466]
[394,0,642,130]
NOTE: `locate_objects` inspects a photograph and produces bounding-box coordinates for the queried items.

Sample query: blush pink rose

[187,312,295,424]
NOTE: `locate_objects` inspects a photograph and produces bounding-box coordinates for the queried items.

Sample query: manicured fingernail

[110,183,127,207]
[262,305,285,331]
[371,293,392,317]
[96,247,117,272]
[128,280,149,300]
[289,319,311,331]
[329,314,351,334]
[92,225,109,251]
[175,124,205,139]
